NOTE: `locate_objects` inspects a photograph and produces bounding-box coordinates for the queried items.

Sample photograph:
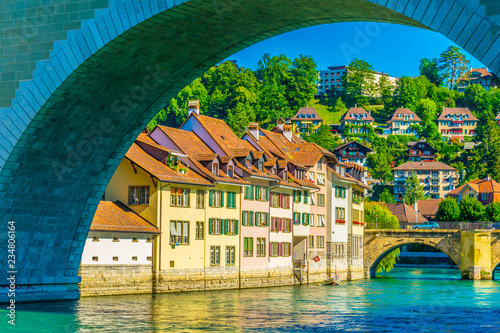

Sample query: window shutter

[242,211,247,226]
[266,187,270,201]
[279,242,284,256]
[266,213,270,226]
[209,191,213,207]
[277,218,282,232]
[269,242,273,256]
[250,185,254,199]
[209,218,213,234]
[249,211,254,226]
[220,191,224,207]
[244,238,248,253]
[235,220,239,235]
[255,186,259,200]
[249,238,253,255]
[223,219,227,235]
[298,192,302,202]
[271,217,275,232]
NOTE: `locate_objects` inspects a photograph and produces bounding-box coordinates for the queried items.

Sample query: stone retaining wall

[79,264,153,296]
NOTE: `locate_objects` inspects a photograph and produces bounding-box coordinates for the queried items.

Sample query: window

[92,256,98,262]
[294,191,301,203]
[257,238,266,257]
[147,256,152,261]
[308,235,314,248]
[171,188,190,207]
[303,191,309,204]
[283,242,291,257]
[226,246,235,265]
[335,208,346,221]
[317,194,325,206]
[170,221,189,244]
[335,186,347,199]
[301,212,311,226]
[254,212,270,227]
[113,257,118,261]
[255,186,269,201]
[270,242,279,257]
[196,190,205,208]
[317,236,325,248]
[293,212,301,225]
[258,161,264,171]
[209,218,238,235]
[132,256,137,261]
[317,173,325,186]
[195,222,204,239]
[309,214,315,226]
[209,190,224,207]
[308,171,315,182]
[92,236,99,242]
[317,158,322,170]
[244,185,255,200]
[482,193,489,201]
[228,166,234,178]
[212,164,219,176]
[244,237,254,256]
[242,210,255,226]
[271,193,290,209]
[210,246,220,265]
[317,214,325,227]
[132,237,138,242]
[113,237,119,242]
[129,186,149,205]
[226,192,237,208]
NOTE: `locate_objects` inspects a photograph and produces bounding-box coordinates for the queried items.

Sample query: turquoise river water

[2,267,500,332]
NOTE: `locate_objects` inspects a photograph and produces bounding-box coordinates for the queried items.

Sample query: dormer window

[228,166,233,178]
[258,161,264,171]
[283,172,288,181]
[272,168,276,175]
[212,164,219,176]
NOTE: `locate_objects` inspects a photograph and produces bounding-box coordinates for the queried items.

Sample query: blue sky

[228,23,485,77]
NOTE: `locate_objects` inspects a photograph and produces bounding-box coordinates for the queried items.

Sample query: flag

[313,256,320,262]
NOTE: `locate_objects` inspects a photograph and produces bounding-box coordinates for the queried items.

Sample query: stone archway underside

[1,0,500,301]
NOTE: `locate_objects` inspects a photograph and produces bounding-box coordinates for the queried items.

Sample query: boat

[323,277,341,286]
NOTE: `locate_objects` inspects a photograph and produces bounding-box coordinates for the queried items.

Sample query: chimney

[283,124,292,142]
[487,175,491,181]
[188,100,200,116]
[277,117,285,131]
[249,122,259,140]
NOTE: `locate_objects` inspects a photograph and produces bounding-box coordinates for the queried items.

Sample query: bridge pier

[460,231,493,280]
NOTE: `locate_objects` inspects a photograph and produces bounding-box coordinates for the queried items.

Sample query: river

[2,267,500,332]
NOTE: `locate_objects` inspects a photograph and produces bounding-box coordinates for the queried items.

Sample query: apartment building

[392,161,458,201]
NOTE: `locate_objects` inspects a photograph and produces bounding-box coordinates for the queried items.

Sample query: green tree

[288,55,318,110]
[303,125,342,151]
[332,97,348,114]
[435,197,461,221]
[404,174,426,205]
[486,201,500,222]
[364,202,400,273]
[379,188,394,203]
[342,58,376,106]
[438,46,470,90]
[367,148,394,182]
[393,76,431,111]
[415,98,438,127]
[378,74,394,110]
[226,103,254,137]
[459,196,485,221]
[419,58,443,86]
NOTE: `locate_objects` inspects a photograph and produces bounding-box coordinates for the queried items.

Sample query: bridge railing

[366,221,497,230]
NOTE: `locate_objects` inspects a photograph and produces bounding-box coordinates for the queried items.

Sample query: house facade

[446,177,500,205]
[333,140,374,168]
[387,108,421,136]
[437,107,478,139]
[392,161,458,201]
[457,68,497,92]
[291,107,323,135]
[340,107,375,129]
[405,139,437,162]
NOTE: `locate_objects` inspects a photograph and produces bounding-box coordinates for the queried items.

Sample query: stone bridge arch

[364,230,462,278]
[1,0,500,301]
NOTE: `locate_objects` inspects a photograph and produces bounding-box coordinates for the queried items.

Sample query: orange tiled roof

[387,108,421,122]
[437,108,478,121]
[466,178,500,193]
[125,143,213,186]
[91,201,160,234]
[287,172,319,190]
[393,161,456,171]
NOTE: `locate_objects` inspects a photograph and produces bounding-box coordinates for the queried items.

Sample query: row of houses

[80,100,371,296]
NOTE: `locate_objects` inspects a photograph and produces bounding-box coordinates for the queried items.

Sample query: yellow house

[291,107,323,136]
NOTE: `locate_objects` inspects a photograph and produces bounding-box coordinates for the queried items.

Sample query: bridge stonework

[1,0,500,302]
[364,230,500,280]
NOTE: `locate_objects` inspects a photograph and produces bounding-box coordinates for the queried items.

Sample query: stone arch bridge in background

[364,229,500,280]
[1,0,500,302]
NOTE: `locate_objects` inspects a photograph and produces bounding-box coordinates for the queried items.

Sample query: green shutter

[209,218,213,234]
[249,211,254,226]
[220,191,224,207]
[209,190,213,207]
[256,212,260,226]
[244,238,248,252]
[235,220,239,235]
[250,185,254,199]
[298,192,301,202]
[302,213,306,225]
[266,213,270,226]
[266,187,270,201]
[249,238,253,254]
[224,219,229,235]
[242,211,247,226]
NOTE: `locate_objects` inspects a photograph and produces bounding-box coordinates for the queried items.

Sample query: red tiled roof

[387,108,421,122]
[437,108,477,121]
[91,201,160,234]
[386,203,428,223]
[417,199,442,219]
[392,161,456,171]
[291,107,323,121]
[341,107,375,122]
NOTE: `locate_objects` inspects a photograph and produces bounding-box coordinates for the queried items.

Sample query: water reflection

[2,267,500,332]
